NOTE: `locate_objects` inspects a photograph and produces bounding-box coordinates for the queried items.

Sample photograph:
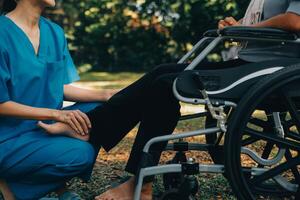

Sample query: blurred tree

[0,0,250,71]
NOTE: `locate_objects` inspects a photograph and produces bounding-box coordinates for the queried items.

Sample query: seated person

[0,0,300,200]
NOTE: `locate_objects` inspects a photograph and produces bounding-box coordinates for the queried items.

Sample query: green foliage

[59,0,249,71]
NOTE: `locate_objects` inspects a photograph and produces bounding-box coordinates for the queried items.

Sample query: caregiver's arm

[0,101,91,135]
[64,84,112,102]
[252,12,300,32]
[0,101,58,120]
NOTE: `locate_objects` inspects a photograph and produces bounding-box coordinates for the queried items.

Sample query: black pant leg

[106,63,188,108]
[88,63,188,151]
[125,72,181,174]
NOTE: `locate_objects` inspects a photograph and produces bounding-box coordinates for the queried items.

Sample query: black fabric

[86,59,248,175]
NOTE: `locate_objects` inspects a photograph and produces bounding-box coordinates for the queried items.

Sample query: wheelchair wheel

[225,65,300,199]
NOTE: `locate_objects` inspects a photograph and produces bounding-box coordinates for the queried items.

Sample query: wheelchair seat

[176,58,300,101]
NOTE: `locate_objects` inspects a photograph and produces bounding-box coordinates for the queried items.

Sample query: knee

[150,76,181,111]
[66,142,96,172]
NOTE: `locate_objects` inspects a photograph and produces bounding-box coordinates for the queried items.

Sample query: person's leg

[94,73,181,200]
[1,132,95,200]
[88,63,188,151]
[92,66,187,200]
[125,72,181,174]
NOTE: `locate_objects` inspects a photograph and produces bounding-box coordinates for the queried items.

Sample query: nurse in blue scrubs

[0,0,183,199]
[0,0,107,199]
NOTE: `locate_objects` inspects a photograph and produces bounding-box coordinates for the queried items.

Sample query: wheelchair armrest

[221,26,298,40]
[203,27,298,41]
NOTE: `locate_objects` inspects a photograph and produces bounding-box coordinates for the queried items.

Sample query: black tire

[225,64,300,200]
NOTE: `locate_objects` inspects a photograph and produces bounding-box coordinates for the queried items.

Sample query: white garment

[242,0,265,25]
[223,0,265,60]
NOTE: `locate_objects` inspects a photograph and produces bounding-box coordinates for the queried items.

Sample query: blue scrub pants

[0,102,100,200]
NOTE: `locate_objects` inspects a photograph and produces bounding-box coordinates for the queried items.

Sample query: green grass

[78,72,144,90]
[80,71,143,82]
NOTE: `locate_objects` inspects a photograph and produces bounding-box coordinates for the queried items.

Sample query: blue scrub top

[0,16,80,143]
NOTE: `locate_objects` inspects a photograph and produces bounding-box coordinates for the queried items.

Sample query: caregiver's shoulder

[40,16,66,39]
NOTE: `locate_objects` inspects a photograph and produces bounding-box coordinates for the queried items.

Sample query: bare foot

[38,121,90,141]
[0,179,15,200]
[95,177,152,200]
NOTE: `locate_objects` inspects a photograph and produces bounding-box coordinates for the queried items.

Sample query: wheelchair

[133,26,300,200]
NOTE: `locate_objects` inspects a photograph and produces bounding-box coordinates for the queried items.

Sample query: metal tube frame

[143,127,221,153]
[133,34,300,200]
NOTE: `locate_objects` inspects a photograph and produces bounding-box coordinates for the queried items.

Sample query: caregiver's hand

[218,17,240,30]
[53,110,91,135]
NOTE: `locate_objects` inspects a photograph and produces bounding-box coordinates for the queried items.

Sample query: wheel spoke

[244,126,269,138]
[250,156,300,185]
[245,128,300,151]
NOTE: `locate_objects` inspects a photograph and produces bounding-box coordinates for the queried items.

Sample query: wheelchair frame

[133,27,300,200]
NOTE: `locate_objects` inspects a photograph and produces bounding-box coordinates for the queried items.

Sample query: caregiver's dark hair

[1,0,17,14]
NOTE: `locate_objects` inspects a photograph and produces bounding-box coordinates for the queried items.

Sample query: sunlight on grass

[77,72,143,90]
[80,72,143,82]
